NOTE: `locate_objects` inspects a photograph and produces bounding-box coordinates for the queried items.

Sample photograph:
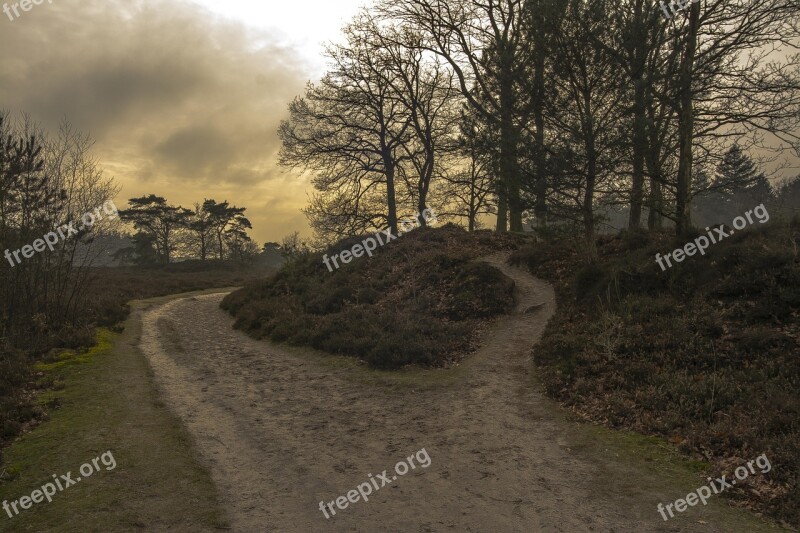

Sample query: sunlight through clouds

[0,0,367,242]
[187,0,369,74]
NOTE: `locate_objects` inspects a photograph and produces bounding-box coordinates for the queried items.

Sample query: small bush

[574,262,609,301]
[618,228,652,250]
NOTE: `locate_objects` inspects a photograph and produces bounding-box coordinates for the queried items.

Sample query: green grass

[0,292,230,532]
[33,330,116,373]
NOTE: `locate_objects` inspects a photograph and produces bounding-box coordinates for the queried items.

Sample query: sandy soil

[137,255,775,532]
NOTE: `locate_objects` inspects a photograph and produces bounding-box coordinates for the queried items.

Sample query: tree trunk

[628,1,647,229]
[499,49,523,233]
[675,1,701,236]
[645,90,664,231]
[383,151,399,236]
[496,188,508,232]
[629,79,647,229]
[533,39,548,228]
[417,164,432,228]
[584,155,597,259]
[647,172,663,230]
[584,94,598,258]
[501,122,522,232]
[468,157,477,232]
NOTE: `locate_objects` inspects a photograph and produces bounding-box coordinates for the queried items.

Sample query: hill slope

[512,220,800,527]
[222,225,521,369]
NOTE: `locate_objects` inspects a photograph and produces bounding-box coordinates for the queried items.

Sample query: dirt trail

[138,255,774,532]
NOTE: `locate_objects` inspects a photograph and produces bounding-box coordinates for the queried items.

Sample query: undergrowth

[512,219,800,527]
[222,225,522,369]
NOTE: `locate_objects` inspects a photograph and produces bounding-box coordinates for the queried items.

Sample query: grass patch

[0,295,229,532]
[33,330,116,373]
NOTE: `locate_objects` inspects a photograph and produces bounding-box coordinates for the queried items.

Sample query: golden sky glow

[0,0,367,243]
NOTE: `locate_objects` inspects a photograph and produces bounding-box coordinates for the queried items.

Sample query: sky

[0,0,368,243]
[189,0,367,73]
[1,1,796,244]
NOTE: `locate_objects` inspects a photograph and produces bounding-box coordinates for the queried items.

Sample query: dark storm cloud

[154,126,236,178]
[0,0,312,239]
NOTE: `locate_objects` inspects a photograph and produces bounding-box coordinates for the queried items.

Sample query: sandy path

[138,255,773,533]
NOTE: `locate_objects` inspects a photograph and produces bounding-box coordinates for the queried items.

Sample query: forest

[279,0,799,250]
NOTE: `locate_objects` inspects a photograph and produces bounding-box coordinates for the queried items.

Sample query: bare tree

[439,107,497,230]
[279,17,415,238]
[380,0,534,232]
[0,113,119,344]
[361,21,460,226]
[547,0,627,254]
[681,0,799,233]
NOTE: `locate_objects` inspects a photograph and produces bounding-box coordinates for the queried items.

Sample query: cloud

[0,0,312,241]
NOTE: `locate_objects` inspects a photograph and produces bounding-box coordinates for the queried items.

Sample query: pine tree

[118,195,191,264]
[715,145,772,202]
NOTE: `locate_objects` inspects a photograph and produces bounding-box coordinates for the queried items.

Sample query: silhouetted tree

[187,201,215,261]
[119,195,190,264]
[715,145,773,203]
[279,17,418,239]
[0,113,118,345]
[381,0,535,232]
[224,213,254,261]
[203,200,248,261]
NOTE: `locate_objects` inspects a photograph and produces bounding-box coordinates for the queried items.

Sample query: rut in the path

[138,254,772,533]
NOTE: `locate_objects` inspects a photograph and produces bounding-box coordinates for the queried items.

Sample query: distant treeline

[118,196,257,265]
[280,0,800,251]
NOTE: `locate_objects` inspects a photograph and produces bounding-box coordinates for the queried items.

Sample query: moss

[34,329,116,373]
